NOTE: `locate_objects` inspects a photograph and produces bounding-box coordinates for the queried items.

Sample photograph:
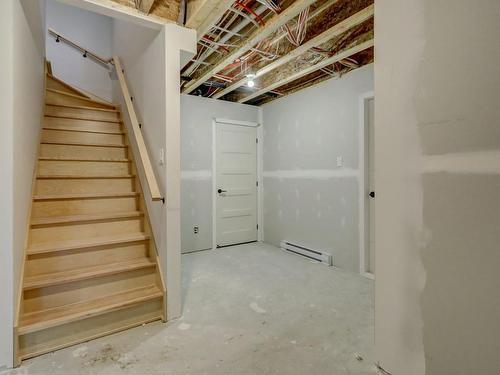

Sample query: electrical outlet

[336,156,343,167]
[193,226,199,234]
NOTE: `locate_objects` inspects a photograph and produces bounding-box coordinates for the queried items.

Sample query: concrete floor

[3,242,375,375]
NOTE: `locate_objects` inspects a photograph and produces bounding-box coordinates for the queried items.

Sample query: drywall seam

[263,169,359,179]
[423,151,500,174]
[215,118,260,127]
[181,170,212,179]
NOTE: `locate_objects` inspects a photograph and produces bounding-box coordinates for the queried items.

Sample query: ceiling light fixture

[246,73,256,88]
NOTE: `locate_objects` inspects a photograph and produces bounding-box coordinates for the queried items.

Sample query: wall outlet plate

[193,226,199,234]
[336,156,343,167]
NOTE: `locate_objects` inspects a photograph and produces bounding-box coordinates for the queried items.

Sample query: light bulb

[247,79,255,88]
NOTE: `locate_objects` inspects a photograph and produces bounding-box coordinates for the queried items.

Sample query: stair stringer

[14,68,166,365]
[13,61,51,367]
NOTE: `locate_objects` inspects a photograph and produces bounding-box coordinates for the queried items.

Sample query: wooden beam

[238,38,374,103]
[185,0,235,40]
[136,0,156,14]
[182,0,317,94]
[56,0,169,29]
[213,4,374,99]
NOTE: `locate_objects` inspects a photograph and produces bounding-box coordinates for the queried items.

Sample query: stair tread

[46,103,120,113]
[41,140,127,148]
[42,127,124,135]
[33,192,139,201]
[18,285,162,334]
[31,211,143,226]
[37,174,135,179]
[45,114,122,124]
[27,232,150,255]
[24,258,156,290]
[46,89,116,109]
[38,157,130,162]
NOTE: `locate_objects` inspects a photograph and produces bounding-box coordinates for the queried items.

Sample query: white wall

[112,19,196,319]
[45,0,113,101]
[261,65,373,272]
[0,0,45,369]
[180,95,261,253]
[375,0,500,374]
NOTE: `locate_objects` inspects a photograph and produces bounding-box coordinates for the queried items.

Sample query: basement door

[215,122,258,247]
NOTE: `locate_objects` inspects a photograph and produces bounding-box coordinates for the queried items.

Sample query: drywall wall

[45,0,113,101]
[113,18,196,319]
[0,0,45,368]
[180,95,260,253]
[261,65,373,272]
[375,0,500,374]
[0,1,14,368]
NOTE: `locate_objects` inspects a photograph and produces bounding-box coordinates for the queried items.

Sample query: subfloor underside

[3,242,375,375]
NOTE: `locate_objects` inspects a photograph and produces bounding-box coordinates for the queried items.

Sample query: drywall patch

[423,151,500,174]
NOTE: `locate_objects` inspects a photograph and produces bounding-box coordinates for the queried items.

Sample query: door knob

[369,191,375,198]
[218,188,227,194]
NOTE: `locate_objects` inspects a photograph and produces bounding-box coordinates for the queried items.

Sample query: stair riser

[32,196,138,218]
[42,129,124,145]
[18,299,162,360]
[23,268,157,313]
[38,160,130,177]
[40,143,128,159]
[26,242,150,277]
[30,218,144,244]
[45,105,121,122]
[46,78,80,95]
[35,178,135,195]
[43,117,122,133]
[46,91,113,110]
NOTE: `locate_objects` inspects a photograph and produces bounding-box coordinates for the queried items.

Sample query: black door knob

[218,188,227,194]
[369,191,375,198]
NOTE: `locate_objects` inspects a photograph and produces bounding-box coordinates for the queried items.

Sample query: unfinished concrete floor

[3,242,375,375]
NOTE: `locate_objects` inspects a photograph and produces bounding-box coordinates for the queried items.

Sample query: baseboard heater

[280,240,333,266]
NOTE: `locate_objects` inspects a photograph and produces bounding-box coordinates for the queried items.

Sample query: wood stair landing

[16,72,166,362]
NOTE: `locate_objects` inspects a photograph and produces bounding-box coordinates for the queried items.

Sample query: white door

[215,122,258,247]
[367,97,375,274]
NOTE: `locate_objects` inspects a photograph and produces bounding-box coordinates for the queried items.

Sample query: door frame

[358,92,375,279]
[211,118,263,250]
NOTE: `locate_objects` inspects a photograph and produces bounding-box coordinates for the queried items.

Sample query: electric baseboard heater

[280,240,333,266]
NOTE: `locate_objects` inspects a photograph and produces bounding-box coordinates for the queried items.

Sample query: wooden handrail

[48,28,113,67]
[113,56,163,202]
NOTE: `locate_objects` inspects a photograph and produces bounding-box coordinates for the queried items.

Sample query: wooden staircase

[15,70,166,362]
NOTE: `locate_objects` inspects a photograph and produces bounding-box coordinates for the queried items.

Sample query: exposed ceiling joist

[238,38,374,103]
[135,0,156,13]
[185,0,235,40]
[182,0,318,94]
[213,3,374,99]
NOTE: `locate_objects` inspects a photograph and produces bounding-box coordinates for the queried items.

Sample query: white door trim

[359,91,374,279]
[212,118,263,250]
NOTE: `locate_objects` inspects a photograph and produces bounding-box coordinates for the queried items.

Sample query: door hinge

[256,181,259,187]
[256,138,258,144]
[256,224,259,230]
